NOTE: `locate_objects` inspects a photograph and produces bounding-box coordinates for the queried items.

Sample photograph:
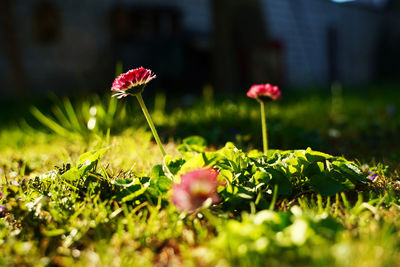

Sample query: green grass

[0,88,400,266]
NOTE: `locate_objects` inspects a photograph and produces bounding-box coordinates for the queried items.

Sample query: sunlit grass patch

[0,88,399,266]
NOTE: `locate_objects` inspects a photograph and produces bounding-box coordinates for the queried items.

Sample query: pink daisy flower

[247,83,281,102]
[111,67,156,98]
[172,168,221,212]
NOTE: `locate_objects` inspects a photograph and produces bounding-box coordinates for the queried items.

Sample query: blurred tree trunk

[0,0,29,96]
[211,0,267,92]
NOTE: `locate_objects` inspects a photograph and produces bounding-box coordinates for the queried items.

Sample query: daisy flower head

[111,67,156,99]
[172,168,221,212]
[247,83,281,102]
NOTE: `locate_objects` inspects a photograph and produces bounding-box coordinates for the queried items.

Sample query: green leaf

[156,176,172,192]
[43,228,66,237]
[177,136,207,154]
[254,171,271,184]
[179,152,222,174]
[78,148,108,167]
[248,149,263,158]
[216,143,249,172]
[309,174,344,196]
[63,97,82,131]
[328,170,355,190]
[267,168,292,195]
[150,165,165,179]
[292,150,308,161]
[183,136,207,147]
[305,148,332,162]
[304,162,325,178]
[164,156,185,175]
[77,148,108,175]
[150,165,172,192]
[60,167,81,181]
[334,161,368,184]
[121,183,149,202]
[287,164,299,175]
[114,178,136,187]
[219,169,233,183]
[30,106,75,139]
[237,186,255,199]
[178,154,206,174]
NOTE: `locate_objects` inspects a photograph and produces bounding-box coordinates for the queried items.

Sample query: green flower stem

[259,100,268,154]
[200,208,219,226]
[136,93,167,157]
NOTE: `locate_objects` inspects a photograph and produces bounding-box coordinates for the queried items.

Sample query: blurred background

[0,0,399,162]
[1,0,400,96]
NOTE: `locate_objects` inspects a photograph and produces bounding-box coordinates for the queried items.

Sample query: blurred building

[0,0,399,96]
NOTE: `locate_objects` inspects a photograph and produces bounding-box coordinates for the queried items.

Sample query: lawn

[0,84,400,266]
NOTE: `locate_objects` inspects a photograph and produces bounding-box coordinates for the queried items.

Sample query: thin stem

[136,93,167,157]
[269,184,278,210]
[200,208,219,226]
[260,101,268,154]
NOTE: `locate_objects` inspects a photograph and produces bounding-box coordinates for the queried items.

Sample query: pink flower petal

[111,67,156,95]
[172,168,221,212]
[247,83,281,101]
